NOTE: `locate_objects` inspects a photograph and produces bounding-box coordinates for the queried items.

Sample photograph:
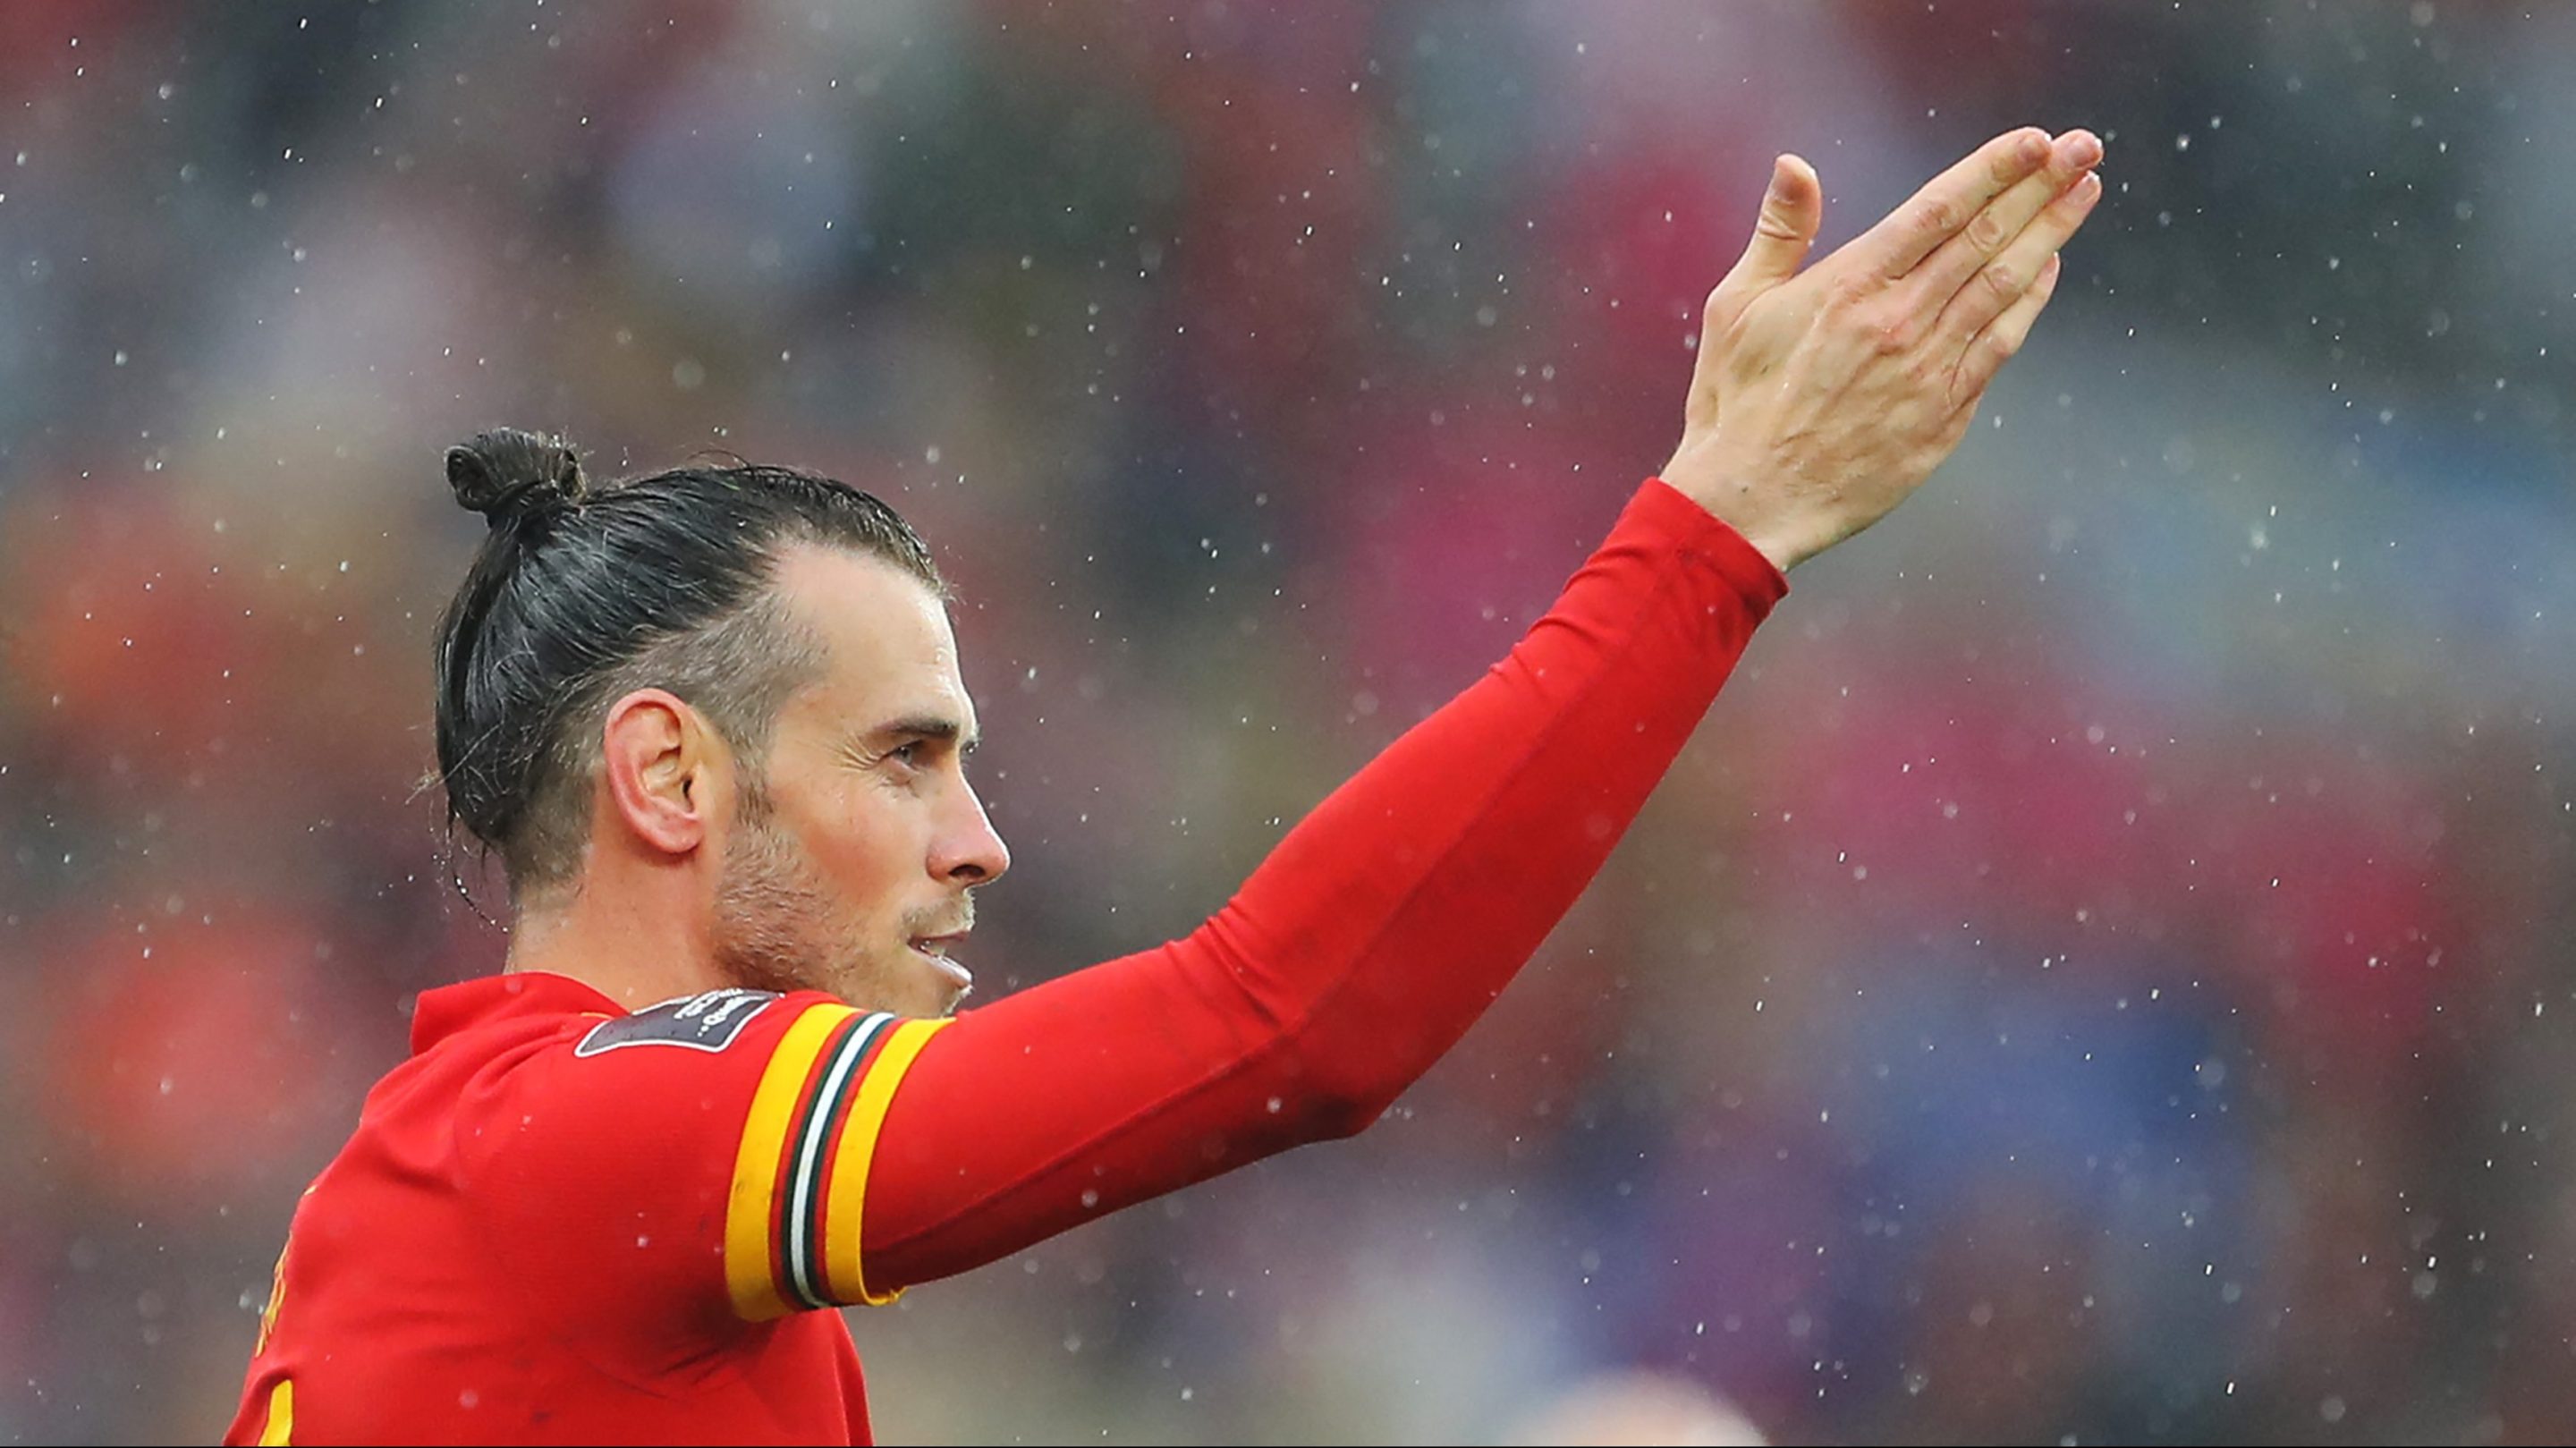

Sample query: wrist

[1657,445,1811,573]
[1734,525,1809,576]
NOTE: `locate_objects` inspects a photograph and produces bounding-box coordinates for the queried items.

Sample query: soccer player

[226,126,2102,1444]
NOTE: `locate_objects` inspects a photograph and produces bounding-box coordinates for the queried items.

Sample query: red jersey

[225,479,1786,1445]
[228,975,915,1444]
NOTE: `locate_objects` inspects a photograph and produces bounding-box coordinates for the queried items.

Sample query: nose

[931,778,1011,886]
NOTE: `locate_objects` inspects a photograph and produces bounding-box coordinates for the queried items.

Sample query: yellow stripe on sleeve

[257,1380,293,1446]
[724,1003,859,1321]
[821,1016,952,1306]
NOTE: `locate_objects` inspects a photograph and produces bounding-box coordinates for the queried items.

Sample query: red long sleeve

[863,478,1789,1291]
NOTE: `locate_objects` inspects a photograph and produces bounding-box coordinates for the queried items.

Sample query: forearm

[863,478,1786,1289]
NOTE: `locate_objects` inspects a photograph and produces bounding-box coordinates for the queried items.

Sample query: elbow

[1293,1054,1407,1141]
[1192,917,1417,1142]
[1318,1082,1398,1140]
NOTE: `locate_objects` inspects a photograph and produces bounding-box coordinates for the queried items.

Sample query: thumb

[1687,156,1821,427]
[1709,154,1822,323]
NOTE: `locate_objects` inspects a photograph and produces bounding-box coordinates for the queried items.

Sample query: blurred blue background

[3,3,2572,1443]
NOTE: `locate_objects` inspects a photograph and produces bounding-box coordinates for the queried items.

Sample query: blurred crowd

[4,3,2573,1443]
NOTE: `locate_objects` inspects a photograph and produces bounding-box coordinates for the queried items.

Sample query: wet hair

[432,428,943,901]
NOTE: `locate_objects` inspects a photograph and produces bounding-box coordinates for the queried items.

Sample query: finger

[1952,254,2062,407]
[1689,155,1821,428]
[1706,154,1823,334]
[1935,171,2101,350]
[1906,130,2101,305]
[1846,127,2051,281]
[1730,154,1825,290]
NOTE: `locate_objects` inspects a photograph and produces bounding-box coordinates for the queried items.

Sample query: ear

[599,688,714,859]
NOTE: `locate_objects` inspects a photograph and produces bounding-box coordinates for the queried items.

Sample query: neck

[502,876,724,1012]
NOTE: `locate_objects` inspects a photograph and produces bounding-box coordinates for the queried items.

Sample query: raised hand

[1663,127,2105,572]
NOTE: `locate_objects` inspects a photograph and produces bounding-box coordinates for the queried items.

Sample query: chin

[901,971,970,1020]
[806,954,953,1020]
[928,977,971,1019]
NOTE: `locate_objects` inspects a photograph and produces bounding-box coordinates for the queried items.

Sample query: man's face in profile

[709,546,1008,1017]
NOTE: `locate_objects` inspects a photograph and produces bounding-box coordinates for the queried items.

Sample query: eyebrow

[868,714,980,755]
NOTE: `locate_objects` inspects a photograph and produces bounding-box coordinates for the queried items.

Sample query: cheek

[800,789,929,903]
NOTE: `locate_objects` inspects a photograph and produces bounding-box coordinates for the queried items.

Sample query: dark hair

[433,428,943,900]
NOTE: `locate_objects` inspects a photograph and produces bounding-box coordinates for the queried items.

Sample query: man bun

[445,428,587,529]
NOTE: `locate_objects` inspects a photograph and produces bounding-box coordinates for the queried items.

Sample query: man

[226,126,2103,1444]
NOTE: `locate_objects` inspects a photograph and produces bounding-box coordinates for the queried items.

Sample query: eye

[887,741,926,768]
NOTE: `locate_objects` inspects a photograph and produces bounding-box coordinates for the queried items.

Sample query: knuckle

[1964,209,2010,256]
[1817,283,1871,324]
[1979,263,2022,301]
[1824,271,1874,309]
[1958,339,2016,398]
[1912,199,1960,241]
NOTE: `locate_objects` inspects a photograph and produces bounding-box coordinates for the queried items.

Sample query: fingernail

[2018,131,2050,164]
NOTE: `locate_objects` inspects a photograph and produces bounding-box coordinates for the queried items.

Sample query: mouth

[906,932,975,1000]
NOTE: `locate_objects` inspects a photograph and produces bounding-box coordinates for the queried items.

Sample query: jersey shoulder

[442,984,949,1325]
[476,987,853,1141]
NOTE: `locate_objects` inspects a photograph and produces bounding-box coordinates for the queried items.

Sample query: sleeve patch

[575,988,779,1056]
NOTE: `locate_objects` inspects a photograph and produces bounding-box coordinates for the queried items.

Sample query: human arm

[843,126,2109,1296]
[466,126,2107,1323]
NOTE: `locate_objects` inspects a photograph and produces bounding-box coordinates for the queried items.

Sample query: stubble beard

[710,779,877,1003]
